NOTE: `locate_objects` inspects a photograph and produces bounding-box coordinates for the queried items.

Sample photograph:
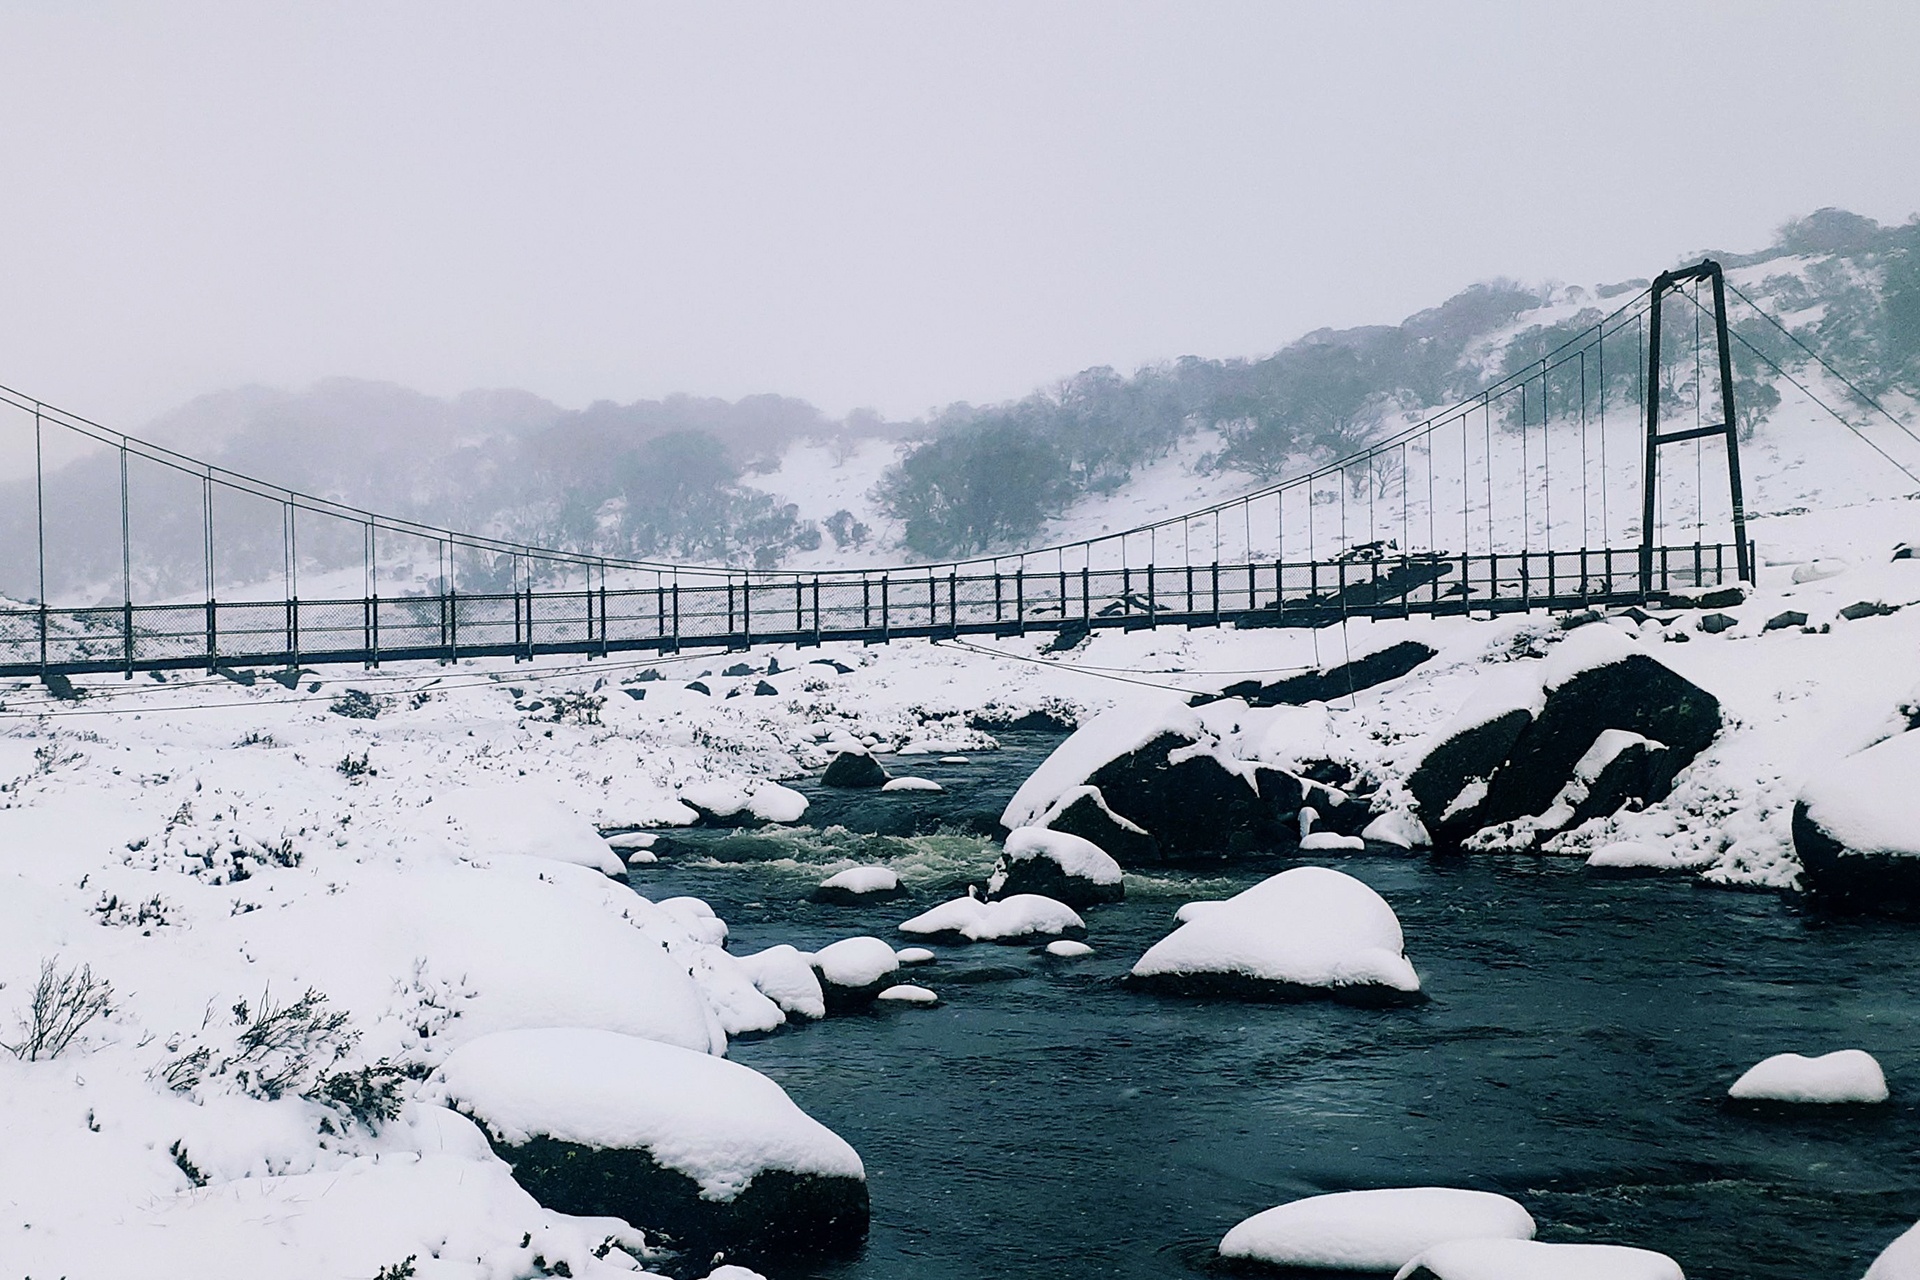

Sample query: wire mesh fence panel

[601,588,666,646]
[0,611,37,668]
[674,583,735,641]
[217,602,294,660]
[133,604,212,664]
[532,592,592,647]
[32,608,122,667]
[807,580,860,635]
[376,597,446,653]
[949,574,1000,628]
[1018,573,1068,623]
[297,598,371,659]
[451,594,519,652]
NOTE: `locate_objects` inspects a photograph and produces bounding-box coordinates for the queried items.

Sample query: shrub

[3,958,113,1061]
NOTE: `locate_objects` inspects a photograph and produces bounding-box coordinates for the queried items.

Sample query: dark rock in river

[485,1136,867,1267]
[822,749,889,789]
[1795,730,1920,918]
[968,704,1079,733]
[1034,785,1161,864]
[810,936,902,1012]
[1407,707,1534,844]
[1473,652,1719,834]
[1082,732,1269,860]
[1410,644,1719,848]
[439,1029,868,1268]
[985,828,1124,908]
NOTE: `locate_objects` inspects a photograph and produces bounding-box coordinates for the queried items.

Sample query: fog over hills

[6,207,1917,603]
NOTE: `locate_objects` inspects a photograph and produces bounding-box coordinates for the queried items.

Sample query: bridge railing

[0,543,1744,678]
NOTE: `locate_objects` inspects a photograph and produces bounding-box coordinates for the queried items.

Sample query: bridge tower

[1641,258,1752,589]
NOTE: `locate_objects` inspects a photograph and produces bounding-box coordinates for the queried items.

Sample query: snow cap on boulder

[1219,1187,1535,1273]
[1795,729,1920,916]
[432,1028,867,1264]
[823,748,889,789]
[899,893,1086,944]
[1393,1237,1682,1280]
[811,936,901,1011]
[985,827,1124,907]
[1129,866,1420,1003]
[1728,1049,1888,1104]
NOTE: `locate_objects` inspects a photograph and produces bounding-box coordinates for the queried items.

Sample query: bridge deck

[0,544,1741,678]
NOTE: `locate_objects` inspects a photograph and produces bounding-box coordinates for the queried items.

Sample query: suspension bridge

[2,259,1910,680]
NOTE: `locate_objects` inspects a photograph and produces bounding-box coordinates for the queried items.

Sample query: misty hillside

[6,207,1918,603]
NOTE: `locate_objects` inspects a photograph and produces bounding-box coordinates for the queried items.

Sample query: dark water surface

[625,735,1920,1279]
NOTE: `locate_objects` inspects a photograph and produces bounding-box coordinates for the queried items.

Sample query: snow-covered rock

[1045,939,1094,958]
[1128,867,1421,1004]
[810,936,901,1011]
[1029,783,1160,864]
[679,781,808,827]
[899,893,1086,944]
[1728,1049,1888,1104]
[1361,809,1431,848]
[880,776,943,792]
[1218,1187,1536,1272]
[895,946,936,965]
[985,827,1125,908]
[1394,1237,1683,1280]
[1585,841,1714,873]
[999,699,1327,862]
[1795,729,1920,916]
[810,865,905,905]
[738,944,827,1021]
[876,983,938,1005]
[1301,831,1366,851]
[1410,632,1719,848]
[822,748,888,789]
[433,1028,868,1263]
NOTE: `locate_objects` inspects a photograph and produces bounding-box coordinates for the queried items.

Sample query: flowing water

[624,733,1920,1279]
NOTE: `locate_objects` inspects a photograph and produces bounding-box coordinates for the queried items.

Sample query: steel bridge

[0,261,1779,678]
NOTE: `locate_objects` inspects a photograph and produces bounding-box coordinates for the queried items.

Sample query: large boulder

[985,828,1124,908]
[1794,728,1920,917]
[809,865,905,906]
[1410,631,1719,848]
[1083,731,1270,857]
[434,1028,868,1265]
[1395,1239,1682,1280]
[1032,785,1161,864]
[1001,701,1374,863]
[1126,866,1422,1005]
[809,936,901,1011]
[1219,1187,1535,1274]
[822,748,889,789]
[899,892,1086,944]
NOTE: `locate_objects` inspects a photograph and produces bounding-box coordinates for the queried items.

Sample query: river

[623,732,1920,1279]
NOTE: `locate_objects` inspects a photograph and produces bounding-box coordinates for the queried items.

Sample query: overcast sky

[3,0,1918,439]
